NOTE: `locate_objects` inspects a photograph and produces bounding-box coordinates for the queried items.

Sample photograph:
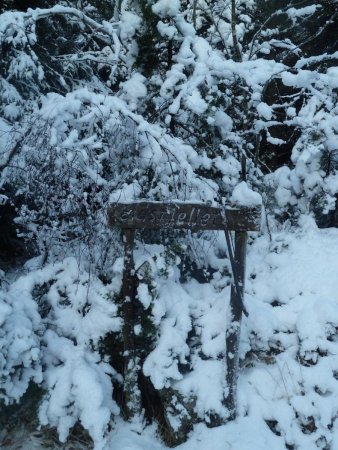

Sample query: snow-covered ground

[107,219,338,450]
[2,218,338,450]
[107,416,285,450]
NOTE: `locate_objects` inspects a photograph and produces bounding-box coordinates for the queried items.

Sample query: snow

[185,89,208,114]
[119,12,142,40]
[139,224,337,447]
[214,110,233,136]
[157,21,177,39]
[1,2,338,450]
[112,224,338,450]
[1,258,121,449]
[286,5,321,24]
[122,73,147,109]
[13,210,333,450]
[231,181,262,207]
[143,281,192,389]
[152,0,180,17]
[0,117,12,153]
[257,102,273,120]
[106,417,285,450]
[39,330,119,449]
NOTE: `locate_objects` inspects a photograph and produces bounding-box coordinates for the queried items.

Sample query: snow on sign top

[108,202,261,231]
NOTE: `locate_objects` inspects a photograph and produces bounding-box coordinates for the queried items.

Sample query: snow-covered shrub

[125,238,231,442]
[263,69,338,223]
[39,330,119,450]
[241,222,338,449]
[1,257,122,449]
[5,87,222,273]
[0,285,42,404]
[0,5,123,121]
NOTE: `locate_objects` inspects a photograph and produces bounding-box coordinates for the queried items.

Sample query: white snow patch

[231,181,262,207]
[185,89,208,114]
[214,110,233,136]
[122,73,147,110]
[119,12,142,40]
[257,102,273,120]
[152,0,180,17]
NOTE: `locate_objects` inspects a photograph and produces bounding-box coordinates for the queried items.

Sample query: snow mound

[231,181,262,206]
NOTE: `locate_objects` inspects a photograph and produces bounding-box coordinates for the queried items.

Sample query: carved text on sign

[108,202,261,232]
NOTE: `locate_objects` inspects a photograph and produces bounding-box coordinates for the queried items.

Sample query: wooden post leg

[225,230,247,420]
[121,229,142,420]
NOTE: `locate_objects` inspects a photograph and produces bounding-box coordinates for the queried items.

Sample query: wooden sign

[108,202,261,232]
[107,200,262,423]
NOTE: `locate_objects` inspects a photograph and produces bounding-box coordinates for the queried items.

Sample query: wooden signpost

[108,201,261,231]
[108,201,261,421]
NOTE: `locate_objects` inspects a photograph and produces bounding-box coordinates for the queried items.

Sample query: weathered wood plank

[225,230,247,419]
[121,229,142,419]
[108,202,261,231]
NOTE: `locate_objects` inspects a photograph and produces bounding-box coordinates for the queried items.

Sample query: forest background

[1,1,338,449]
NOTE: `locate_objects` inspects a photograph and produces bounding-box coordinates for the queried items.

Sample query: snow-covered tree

[1,0,338,448]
